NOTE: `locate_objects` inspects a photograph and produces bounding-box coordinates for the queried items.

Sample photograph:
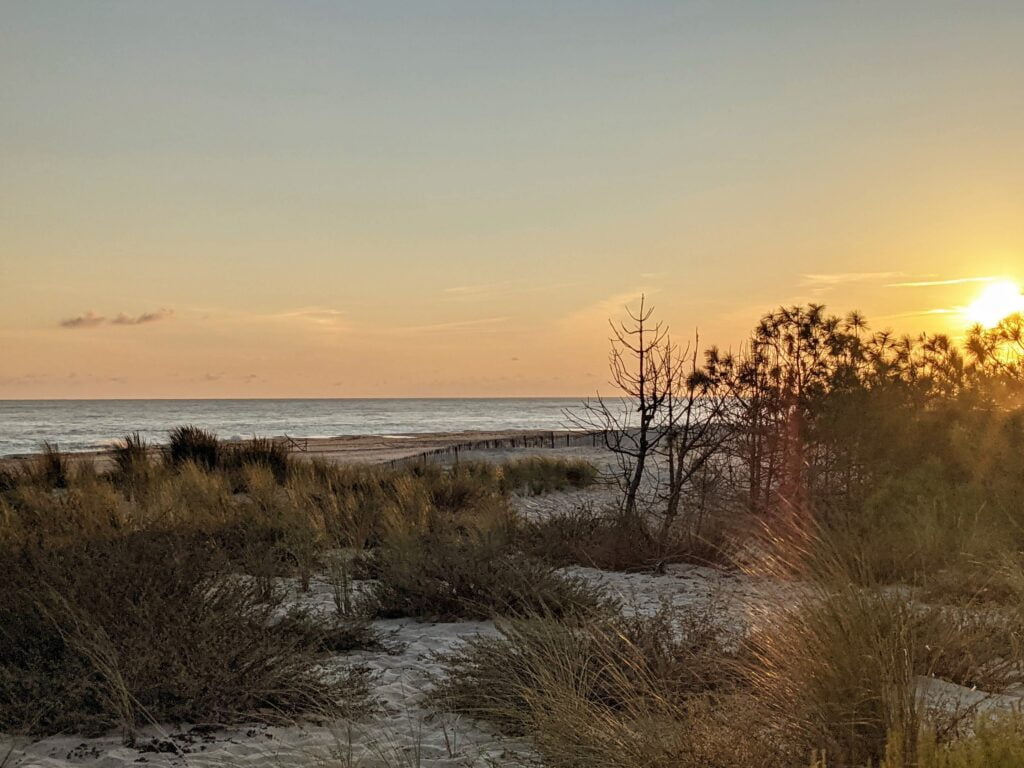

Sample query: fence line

[384,430,604,469]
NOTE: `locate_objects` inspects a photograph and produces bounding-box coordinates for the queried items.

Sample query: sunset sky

[2,2,1023,398]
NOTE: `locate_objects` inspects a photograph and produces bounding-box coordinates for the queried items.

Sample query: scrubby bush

[0,530,373,738]
[499,456,599,495]
[433,602,759,768]
[520,501,735,571]
[364,506,607,620]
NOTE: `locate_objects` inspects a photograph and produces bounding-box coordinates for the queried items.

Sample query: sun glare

[964,280,1024,328]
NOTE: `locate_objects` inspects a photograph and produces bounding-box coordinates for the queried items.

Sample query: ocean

[0,398,586,456]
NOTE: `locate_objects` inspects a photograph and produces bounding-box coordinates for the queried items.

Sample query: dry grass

[431,522,1024,768]
[498,455,599,494]
[359,482,608,620]
[433,601,770,768]
[0,436,605,739]
[9,425,1024,764]
[0,530,373,738]
[519,501,736,571]
[908,715,1024,768]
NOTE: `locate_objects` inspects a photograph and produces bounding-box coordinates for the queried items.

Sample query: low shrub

[0,530,373,738]
[363,493,606,620]
[433,602,758,768]
[520,502,735,571]
[498,456,599,495]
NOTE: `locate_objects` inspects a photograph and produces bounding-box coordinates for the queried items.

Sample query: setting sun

[964,280,1024,328]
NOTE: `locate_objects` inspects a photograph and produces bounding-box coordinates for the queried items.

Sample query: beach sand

[1,429,604,472]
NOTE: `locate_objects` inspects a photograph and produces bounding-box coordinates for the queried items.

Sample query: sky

[2,1,1023,398]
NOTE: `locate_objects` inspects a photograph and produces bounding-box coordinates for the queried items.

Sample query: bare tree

[566,295,674,519]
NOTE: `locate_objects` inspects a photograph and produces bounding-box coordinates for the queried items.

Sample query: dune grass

[518,500,736,571]
[0,435,604,739]
[433,601,768,768]
[7,415,1024,764]
[0,529,373,738]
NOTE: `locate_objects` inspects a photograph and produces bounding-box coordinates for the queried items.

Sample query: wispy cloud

[559,288,653,331]
[60,308,173,329]
[875,307,960,320]
[443,281,517,297]
[885,276,998,288]
[388,316,511,335]
[800,272,903,294]
[442,279,585,302]
[272,307,346,325]
[111,309,175,325]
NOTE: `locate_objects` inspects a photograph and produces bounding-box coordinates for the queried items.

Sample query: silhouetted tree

[567,295,674,518]
[658,334,734,543]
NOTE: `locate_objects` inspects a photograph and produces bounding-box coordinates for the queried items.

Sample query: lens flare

[964,280,1024,328]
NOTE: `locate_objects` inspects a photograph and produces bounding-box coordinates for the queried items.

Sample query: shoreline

[1,428,604,468]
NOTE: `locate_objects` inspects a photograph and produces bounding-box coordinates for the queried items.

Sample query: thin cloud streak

[387,316,511,335]
[874,307,960,321]
[442,279,586,302]
[886,276,999,288]
[800,272,903,290]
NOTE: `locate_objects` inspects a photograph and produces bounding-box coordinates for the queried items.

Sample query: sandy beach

[1,429,603,472]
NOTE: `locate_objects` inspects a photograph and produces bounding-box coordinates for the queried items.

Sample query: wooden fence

[385,430,605,468]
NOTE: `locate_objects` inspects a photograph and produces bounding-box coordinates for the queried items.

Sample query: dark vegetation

[438,304,1024,767]
[0,433,599,739]
[5,303,1024,766]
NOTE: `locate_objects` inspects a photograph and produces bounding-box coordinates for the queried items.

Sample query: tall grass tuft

[111,432,148,477]
[227,437,292,485]
[433,602,760,768]
[166,425,220,470]
[31,441,70,489]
